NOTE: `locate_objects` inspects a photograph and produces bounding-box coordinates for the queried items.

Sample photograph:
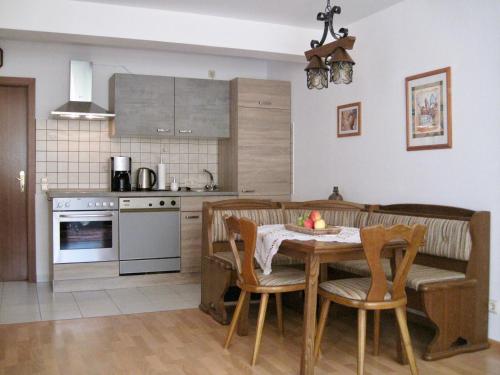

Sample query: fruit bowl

[285,223,341,236]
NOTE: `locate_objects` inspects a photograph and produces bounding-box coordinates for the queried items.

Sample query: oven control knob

[95,202,101,207]
[88,202,94,207]
[171,200,176,206]
[65,202,70,208]
[102,202,107,207]
[159,200,165,206]
[57,202,64,208]
[109,202,114,207]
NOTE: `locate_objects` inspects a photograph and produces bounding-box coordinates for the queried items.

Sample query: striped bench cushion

[330,260,466,291]
[284,209,362,227]
[320,278,391,301]
[256,267,305,286]
[213,251,302,270]
[366,212,472,261]
[212,209,284,242]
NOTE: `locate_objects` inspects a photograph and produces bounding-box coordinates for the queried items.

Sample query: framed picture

[337,102,361,137]
[406,67,452,151]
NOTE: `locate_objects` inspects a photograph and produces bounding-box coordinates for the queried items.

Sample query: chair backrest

[223,216,259,286]
[361,224,427,301]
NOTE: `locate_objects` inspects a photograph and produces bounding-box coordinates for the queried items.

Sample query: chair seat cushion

[213,251,303,270]
[319,278,391,301]
[256,266,305,287]
[213,251,245,269]
[329,260,466,291]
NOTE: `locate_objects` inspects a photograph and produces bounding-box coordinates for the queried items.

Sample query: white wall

[0,38,268,282]
[0,39,268,119]
[269,0,500,340]
[0,0,313,61]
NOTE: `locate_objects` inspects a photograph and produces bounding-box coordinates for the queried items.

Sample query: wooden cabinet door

[236,78,291,110]
[175,78,229,138]
[110,74,175,137]
[181,212,203,273]
[237,107,291,196]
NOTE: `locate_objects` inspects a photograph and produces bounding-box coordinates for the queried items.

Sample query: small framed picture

[337,102,361,137]
[406,67,452,151]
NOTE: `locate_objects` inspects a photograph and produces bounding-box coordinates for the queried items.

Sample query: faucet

[203,169,218,191]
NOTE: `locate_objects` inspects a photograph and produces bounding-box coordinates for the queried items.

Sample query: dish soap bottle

[328,186,343,201]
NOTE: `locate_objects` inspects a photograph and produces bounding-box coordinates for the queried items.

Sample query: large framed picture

[406,67,452,151]
[337,102,361,137]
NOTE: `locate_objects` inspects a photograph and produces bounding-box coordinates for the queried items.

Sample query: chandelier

[305,1,356,90]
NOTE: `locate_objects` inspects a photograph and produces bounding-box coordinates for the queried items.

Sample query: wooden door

[175,78,229,138]
[237,107,291,196]
[181,212,203,273]
[0,85,29,280]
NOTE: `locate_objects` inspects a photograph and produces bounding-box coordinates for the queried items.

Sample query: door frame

[0,77,36,282]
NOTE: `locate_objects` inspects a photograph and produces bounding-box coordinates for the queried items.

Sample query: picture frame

[337,101,361,137]
[405,67,452,151]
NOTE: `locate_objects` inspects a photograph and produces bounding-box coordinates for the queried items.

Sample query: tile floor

[0,281,200,324]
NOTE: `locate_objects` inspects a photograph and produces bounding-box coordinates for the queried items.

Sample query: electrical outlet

[489,300,498,314]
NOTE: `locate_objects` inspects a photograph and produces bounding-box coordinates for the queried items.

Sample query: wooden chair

[314,224,427,375]
[223,216,306,365]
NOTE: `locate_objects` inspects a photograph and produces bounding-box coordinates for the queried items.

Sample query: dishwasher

[119,197,180,274]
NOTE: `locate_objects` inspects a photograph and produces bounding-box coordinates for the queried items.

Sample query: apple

[309,210,322,222]
[314,219,326,230]
[303,218,314,229]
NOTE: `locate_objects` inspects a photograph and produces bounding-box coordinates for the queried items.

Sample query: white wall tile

[35,119,218,189]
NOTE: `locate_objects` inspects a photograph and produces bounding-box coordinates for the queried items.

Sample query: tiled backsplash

[35,119,218,192]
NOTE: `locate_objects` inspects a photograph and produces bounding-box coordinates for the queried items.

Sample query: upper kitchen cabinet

[235,78,291,110]
[174,78,229,138]
[109,74,175,137]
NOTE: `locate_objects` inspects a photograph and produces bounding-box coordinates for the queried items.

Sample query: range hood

[51,60,115,120]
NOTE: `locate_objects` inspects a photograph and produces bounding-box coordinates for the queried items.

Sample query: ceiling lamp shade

[305,55,329,90]
[329,47,355,84]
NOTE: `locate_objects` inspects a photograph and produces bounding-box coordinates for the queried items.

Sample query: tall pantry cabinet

[218,78,292,201]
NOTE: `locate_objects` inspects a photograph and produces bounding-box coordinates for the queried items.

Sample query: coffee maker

[111,156,132,192]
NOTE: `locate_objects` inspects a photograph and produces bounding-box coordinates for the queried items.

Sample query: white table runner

[255,224,361,275]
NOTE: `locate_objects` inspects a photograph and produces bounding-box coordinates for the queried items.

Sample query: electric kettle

[136,168,157,190]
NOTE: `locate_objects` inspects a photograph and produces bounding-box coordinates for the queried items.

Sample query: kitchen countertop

[46,189,238,199]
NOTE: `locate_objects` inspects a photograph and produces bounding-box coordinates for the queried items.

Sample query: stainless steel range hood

[51,60,115,120]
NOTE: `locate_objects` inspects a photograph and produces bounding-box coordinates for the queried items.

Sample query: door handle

[157,128,171,133]
[178,129,193,134]
[258,100,272,106]
[16,171,25,192]
[241,189,256,193]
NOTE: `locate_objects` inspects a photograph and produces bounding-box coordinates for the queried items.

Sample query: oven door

[53,211,118,264]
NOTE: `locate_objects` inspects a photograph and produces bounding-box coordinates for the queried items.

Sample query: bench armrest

[419,278,476,292]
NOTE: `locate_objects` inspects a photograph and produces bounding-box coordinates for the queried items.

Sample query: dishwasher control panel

[119,197,179,210]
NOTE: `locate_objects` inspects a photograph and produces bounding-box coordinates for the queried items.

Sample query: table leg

[390,248,408,365]
[301,254,320,375]
[237,291,251,336]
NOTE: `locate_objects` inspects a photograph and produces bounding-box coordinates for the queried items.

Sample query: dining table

[237,227,407,375]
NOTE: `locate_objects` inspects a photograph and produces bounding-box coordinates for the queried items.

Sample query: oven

[52,197,119,264]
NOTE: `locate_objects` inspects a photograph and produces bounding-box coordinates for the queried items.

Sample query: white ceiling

[76,0,403,28]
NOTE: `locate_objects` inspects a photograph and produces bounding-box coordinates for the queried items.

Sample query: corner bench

[199,199,490,361]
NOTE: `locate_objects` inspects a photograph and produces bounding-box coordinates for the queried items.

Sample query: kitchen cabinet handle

[157,128,171,133]
[258,100,272,106]
[241,189,256,193]
[185,215,200,219]
[178,129,193,134]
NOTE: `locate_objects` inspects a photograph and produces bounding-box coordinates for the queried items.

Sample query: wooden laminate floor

[0,305,498,375]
